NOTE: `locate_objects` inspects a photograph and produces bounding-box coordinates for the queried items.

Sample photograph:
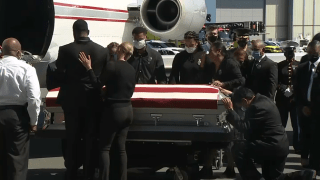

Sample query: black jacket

[300,54,309,64]
[55,37,109,108]
[204,56,245,91]
[245,56,278,100]
[228,94,289,157]
[294,61,320,119]
[46,61,65,91]
[169,50,205,84]
[127,46,167,84]
[275,59,299,104]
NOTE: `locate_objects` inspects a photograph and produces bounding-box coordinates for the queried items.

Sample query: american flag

[46,85,221,111]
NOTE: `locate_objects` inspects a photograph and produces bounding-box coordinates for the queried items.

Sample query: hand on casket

[219,87,232,96]
[222,98,233,110]
[212,80,224,87]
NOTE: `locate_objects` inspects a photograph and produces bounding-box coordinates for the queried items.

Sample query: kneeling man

[222,87,316,180]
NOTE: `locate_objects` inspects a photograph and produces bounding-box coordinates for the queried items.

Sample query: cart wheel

[174,169,188,180]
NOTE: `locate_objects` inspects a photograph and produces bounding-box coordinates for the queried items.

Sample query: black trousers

[100,104,133,180]
[233,142,287,180]
[309,121,320,171]
[63,106,100,179]
[299,114,313,159]
[0,106,30,180]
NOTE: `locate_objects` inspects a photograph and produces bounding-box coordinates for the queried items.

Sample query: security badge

[218,69,222,75]
[198,59,201,66]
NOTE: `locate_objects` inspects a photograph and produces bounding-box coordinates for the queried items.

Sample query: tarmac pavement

[27,120,320,180]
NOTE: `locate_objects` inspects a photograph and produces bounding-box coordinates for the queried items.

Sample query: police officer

[276,41,301,154]
[127,27,167,84]
[228,28,252,60]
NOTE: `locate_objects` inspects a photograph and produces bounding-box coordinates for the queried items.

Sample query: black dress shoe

[284,169,316,180]
[222,168,236,178]
[199,167,213,179]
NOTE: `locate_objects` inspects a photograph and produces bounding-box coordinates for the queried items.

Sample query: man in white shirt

[0,38,41,180]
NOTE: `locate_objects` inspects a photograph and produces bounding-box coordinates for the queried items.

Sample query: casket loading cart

[37,85,235,180]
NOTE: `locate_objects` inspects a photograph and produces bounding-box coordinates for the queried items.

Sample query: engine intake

[140,0,207,40]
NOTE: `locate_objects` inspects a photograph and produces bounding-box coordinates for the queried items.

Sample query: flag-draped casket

[44,85,233,142]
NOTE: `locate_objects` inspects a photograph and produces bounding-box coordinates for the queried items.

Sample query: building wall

[265,0,288,41]
[216,0,264,39]
[216,0,264,22]
[315,1,320,36]
[290,0,319,40]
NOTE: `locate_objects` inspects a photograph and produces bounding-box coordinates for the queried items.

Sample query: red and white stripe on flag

[46,85,220,109]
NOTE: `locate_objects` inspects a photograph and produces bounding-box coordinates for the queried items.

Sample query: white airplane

[0,0,207,88]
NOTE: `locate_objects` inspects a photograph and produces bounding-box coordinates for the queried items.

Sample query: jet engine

[140,0,207,40]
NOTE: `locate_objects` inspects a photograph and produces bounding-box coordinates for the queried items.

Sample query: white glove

[284,88,293,97]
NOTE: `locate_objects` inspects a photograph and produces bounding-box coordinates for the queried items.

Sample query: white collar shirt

[0,56,41,125]
[307,57,320,102]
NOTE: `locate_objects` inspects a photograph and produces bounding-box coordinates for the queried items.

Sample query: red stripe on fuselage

[55,16,129,22]
[54,2,128,13]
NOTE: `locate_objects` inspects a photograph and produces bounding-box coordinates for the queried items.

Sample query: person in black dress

[201,41,245,90]
[79,42,136,180]
[169,31,206,84]
[276,46,301,154]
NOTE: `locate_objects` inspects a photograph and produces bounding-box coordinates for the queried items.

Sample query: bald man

[0,38,41,180]
[245,39,278,100]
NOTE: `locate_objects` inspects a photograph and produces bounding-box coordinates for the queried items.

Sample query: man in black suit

[300,33,320,64]
[56,19,109,180]
[294,40,320,173]
[245,39,278,100]
[222,87,316,180]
